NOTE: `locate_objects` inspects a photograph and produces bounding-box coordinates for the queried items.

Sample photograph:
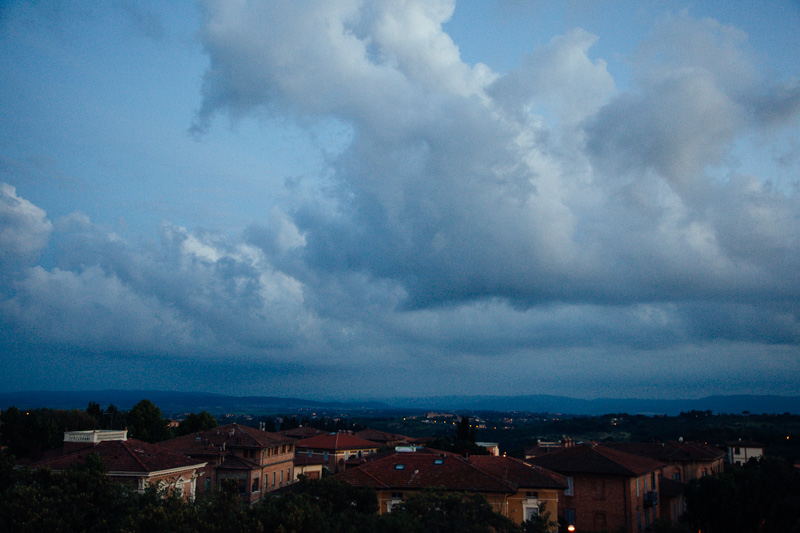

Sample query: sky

[1,0,799,402]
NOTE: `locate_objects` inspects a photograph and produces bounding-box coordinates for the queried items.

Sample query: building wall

[506,488,560,526]
[559,472,659,533]
[728,446,763,465]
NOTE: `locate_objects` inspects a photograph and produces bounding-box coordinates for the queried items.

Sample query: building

[603,440,726,523]
[338,447,566,527]
[159,423,295,503]
[527,443,664,533]
[725,439,764,465]
[356,428,414,448]
[28,430,206,500]
[524,437,576,459]
[294,432,379,474]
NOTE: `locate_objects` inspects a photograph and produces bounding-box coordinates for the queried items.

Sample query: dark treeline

[0,400,219,458]
[0,452,552,533]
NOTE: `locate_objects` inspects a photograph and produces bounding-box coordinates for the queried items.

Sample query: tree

[126,399,172,443]
[177,411,218,436]
[388,488,519,533]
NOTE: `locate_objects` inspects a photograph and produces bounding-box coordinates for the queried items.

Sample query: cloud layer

[1,1,799,398]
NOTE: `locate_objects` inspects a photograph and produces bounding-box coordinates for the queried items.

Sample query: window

[565,476,574,496]
[636,476,640,497]
[272,471,276,486]
[564,509,575,525]
[205,477,211,491]
[395,464,405,470]
[592,478,605,500]
[280,470,284,484]
[524,505,539,521]
[308,450,313,457]
[287,467,291,481]
[673,469,681,481]
[252,478,259,493]
[324,451,328,461]
[390,492,404,500]
[434,458,444,465]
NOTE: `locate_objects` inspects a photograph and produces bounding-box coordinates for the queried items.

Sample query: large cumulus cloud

[1,1,798,398]
[193,1,800,342]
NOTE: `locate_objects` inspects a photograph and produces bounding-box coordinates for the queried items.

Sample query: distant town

[2,392,799,531]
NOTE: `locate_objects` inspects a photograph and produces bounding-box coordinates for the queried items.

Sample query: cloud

[0,183,52,268]
[2,3,799,398]
[191,1,800,341]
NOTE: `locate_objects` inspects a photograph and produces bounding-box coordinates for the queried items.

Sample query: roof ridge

[120,440,151,471]
[466,456,518,491]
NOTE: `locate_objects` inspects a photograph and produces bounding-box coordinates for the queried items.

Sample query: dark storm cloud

[1,2,798,398]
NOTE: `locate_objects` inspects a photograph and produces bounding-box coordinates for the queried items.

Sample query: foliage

[387,488,519,533]
[683,456,800,533]
[0,461,534,533]
[0,406,97,458]
[522,511,556,533]
[126,399,173,443]
[177,411,218,436]
[85,402,127,430]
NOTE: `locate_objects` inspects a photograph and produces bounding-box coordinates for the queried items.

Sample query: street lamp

[567,526,576,532]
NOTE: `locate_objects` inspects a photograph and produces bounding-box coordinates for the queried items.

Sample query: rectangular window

[272,472,276,486]
[636,476,640,497]
[308,450,313,457]
[280,470,284,484]
[592,478,605,500]
[565,476,574,496]
[287,467,291,481]
[252,478,259,492]
[564,509,575,525]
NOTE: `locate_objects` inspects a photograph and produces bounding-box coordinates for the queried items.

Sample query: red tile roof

[526,444,664,476]
[338,449,566,494]
[294,433,379,451]
[468,455,567,489]
[603,441,725,462]
[281,427,326,438]
[160,423,294,456]
[355,429,412,444]
[29,439,205,474]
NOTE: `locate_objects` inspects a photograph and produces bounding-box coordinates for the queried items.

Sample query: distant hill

[1,390,798,416]
[388,394,800,416]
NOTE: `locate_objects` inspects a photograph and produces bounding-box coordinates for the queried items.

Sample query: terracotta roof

[526,444,664,476]
[725,440,763,448]
[160,423,294,456]
[281,427,326,438]
[603,441,725,462]
[355,429,412,444]
[294,433,379,451]
[469,455,567,490]
[338,449,566,494]
[28,439,205,474]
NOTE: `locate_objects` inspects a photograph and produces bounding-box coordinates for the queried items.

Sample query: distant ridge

[1,391,798,415]
[388,394,800,415]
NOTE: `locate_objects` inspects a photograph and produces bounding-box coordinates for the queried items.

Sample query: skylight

[395,464,405,470]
